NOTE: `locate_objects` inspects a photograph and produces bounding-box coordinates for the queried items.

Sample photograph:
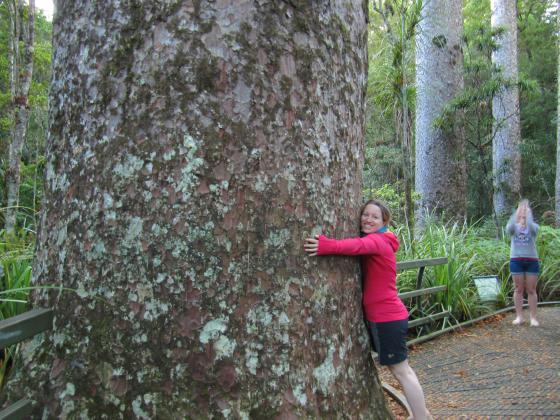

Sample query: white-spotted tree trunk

[5,0,35,234]
[415,0,466,224]
[491,0,521,219]
[556,0,560,227]
[9,1,392,418]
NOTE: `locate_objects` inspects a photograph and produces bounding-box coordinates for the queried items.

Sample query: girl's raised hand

[304,236,320,256]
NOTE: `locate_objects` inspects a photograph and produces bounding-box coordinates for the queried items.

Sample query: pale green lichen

[253,176,266,192]
[151,223,168,236]
[246,305,273,331]
[278,312,290,326]
[113,155,145,179]
[173,133,204,197]
[245,348,259,375]
[52,332,68,347]
[125,217,144,244]
[143,299,170,321]
[103,192,113,208]
[213,335,236,360]
[313,347,339,395]
[76,282,89,298]
[265,229,291,249]
[271,360,289,376]
[136,284,153,303]
[293,384,308,406]
[200,318,228,344]
[132,396,149,419]
[56,224,67,246]
[132,333,148,344]
[60,382,76,399]
[163,150,176,161]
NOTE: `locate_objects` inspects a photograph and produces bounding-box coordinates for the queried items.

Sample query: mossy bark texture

[8,0,391,418]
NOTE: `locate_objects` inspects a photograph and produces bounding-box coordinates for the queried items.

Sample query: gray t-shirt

[506,212,539,259]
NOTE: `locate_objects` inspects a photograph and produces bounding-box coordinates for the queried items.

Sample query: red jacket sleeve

[316,234,384,256]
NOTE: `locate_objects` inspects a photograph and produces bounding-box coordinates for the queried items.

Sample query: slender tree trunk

[8,1,392,418]
[5,0,35,234]
[415,0,466,226]
[556,0,560,227]
[401,11,414,234]
[491,0,521,220]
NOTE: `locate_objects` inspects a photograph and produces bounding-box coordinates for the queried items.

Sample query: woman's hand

[516,199,530,226]
[304,235,320,257]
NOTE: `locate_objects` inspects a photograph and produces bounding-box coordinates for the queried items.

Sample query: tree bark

[9,1,392,418]
[556,0,560,227]
[415,0,466,225]
[491,0,521,219]
[5,0,35,234]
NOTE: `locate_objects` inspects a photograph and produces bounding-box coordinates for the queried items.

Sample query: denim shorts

[510,259,540,275]
[367,319,408,366]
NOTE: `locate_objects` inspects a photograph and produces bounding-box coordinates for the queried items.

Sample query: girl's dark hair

[360,199,392,225]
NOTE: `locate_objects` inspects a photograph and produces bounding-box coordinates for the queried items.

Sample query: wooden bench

[396,257,449,346]
[0,308,54,419]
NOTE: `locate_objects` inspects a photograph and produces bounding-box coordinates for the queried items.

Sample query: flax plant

[396,215,503,327]
[535,226,560,301]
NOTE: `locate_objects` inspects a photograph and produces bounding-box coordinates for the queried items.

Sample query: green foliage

[0,226,32,390]
[0,228,34,319]
[367,0,558,222]
[363,183,420,228]
[0,3,51,233]
[516,1,558,214]
[365,1,421,209]
[536,226,560,301]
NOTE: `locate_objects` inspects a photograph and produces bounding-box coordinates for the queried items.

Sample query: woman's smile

[361,204,384,234]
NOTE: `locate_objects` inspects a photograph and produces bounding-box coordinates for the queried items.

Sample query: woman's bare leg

[512,274,525,324]
[525,274,539,326]
[388,359,430,420]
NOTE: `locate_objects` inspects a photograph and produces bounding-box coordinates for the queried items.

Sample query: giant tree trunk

[414,0,466,225]
[491,0,521,219]
[5,0,35,234]
[556,0,560,227]
[9,1,392,418]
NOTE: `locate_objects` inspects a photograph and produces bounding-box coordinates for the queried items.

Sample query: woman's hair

[360,199,392,225]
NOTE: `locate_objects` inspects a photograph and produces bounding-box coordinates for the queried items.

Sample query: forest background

[0,0,559,403]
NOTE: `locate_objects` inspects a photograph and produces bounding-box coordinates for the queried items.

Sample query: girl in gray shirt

[506,199,540,326]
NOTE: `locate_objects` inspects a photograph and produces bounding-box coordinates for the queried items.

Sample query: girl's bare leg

[512,274,525,325]
[525,274,539,326]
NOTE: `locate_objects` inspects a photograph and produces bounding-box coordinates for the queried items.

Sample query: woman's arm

[304,234,383,257]
[506,212,517,235]
[526,209,539,235]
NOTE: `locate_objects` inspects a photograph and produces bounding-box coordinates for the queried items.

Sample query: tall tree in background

[415,0,466,224]
[491,0,521,219]
[557,0,560,226]
[5,0,35,234]
[369,0,423,232]
[8,1,392,417]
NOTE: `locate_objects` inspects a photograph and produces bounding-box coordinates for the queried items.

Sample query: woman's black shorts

[367,318,408,366]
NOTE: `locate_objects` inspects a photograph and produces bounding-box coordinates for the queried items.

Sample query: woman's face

[361,204,384,234]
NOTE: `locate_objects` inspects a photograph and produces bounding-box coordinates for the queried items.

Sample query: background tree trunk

[415,0,466,225]
[556,0,560,227]
[491,0,521,219]
[9,1,392,418]
[5,0,35,234]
